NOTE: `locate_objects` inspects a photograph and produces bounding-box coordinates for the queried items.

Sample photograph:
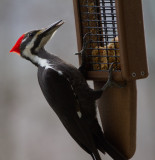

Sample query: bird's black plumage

[37,50,101,159]
[37,49,126,160]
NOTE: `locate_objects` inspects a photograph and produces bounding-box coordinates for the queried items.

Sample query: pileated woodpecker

[10,20,126,160]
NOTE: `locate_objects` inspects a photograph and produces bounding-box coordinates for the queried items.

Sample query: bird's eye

[28,33,34,37]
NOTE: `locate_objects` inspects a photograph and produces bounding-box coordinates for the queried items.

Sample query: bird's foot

[74,32,92,77]
[101,62,126,91]
[74,32,92,56]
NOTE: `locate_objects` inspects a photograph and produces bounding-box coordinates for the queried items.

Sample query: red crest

[10,34,25,55]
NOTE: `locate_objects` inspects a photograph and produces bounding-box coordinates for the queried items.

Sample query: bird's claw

[101,62,126,91]
[75,32,92,56]
[74,32,92,77]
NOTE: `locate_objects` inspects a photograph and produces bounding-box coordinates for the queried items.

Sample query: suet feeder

[73,0,148,159]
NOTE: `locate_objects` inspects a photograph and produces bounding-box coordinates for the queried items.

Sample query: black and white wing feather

[37,68,101,160]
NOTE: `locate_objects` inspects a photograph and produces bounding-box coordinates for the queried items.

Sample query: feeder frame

[73,0,148,158]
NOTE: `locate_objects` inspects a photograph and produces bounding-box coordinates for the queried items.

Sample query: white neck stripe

[33,56,52,69]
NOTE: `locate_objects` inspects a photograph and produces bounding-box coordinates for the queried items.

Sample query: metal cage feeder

[73,0,148,159]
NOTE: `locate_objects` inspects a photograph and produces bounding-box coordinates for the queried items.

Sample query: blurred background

[0,0,154,159]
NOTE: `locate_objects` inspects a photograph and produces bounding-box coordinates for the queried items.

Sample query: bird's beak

[41,20,64,36]
[36,20,64,49]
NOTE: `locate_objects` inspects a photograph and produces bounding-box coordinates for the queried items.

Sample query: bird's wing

[37,68,100,157]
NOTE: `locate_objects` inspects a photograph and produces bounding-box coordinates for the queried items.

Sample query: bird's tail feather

[99,136,127,160]
[91,152,101,160]
[91,119,127,160]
